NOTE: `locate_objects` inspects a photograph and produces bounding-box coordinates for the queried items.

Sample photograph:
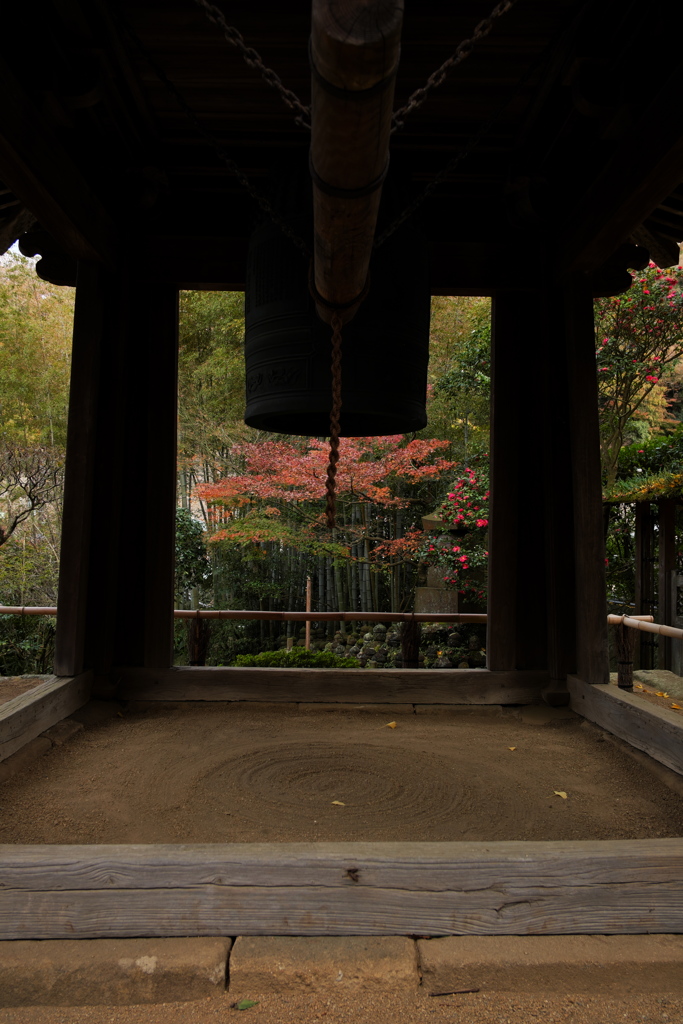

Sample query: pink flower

[476,518,489,527]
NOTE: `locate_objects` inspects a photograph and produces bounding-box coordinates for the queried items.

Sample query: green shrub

[233,647,359,668]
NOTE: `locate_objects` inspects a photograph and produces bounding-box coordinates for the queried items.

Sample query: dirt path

[2,990,682,1024]
[1,702,681,844]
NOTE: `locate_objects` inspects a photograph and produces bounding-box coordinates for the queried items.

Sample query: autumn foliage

[198,435,456,566]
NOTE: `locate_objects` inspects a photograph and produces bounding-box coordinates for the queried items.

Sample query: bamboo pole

[8,607,677,631]
[607,613,683,638]
[171,610,488,623]
[305,577,312,650]
[0,606,59,616]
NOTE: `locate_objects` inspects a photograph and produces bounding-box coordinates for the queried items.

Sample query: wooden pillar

[564,274,609,684]
[540,285,577,696]
[489,276,607,691]
[657,497,676,669]
[53,262,104,677]
[488,289,547,672]
[54,263,178,682]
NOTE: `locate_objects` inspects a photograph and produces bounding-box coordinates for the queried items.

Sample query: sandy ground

[2,990,683,1024]
[1,701,682,844]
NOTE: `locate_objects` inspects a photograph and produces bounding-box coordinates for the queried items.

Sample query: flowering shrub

[421,461,489,602]
[595,263,683,483]
[438,465,490,531]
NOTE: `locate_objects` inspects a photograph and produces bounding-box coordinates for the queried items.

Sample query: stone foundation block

[0,937,231,1006]
[229,935,418,994]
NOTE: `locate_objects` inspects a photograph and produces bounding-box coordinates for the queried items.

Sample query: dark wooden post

[489,276,608,694]
[540,284,577,701]
[54,264,178,684]
[488,289,548,673]
[110,278,179,672]
[564,274,609,685]
[54,262,104,677]
[657,497,676,669]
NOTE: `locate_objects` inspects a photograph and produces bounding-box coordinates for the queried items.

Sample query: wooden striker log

[310,0,403,324]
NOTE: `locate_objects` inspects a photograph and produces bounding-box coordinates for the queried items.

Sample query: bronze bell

[244,201,430,437]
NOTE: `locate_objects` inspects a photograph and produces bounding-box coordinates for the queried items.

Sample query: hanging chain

[122,22,310,255]
[376,51,543,249]
[193,0,311,128]
[375,116,498,248]
[325,313,344,530]
[391,0,519,132]
[192,0,516,134]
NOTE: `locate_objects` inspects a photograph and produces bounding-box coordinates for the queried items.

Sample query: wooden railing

[0,606,486,623]
[3,608,681,687]
[607,614,683,690]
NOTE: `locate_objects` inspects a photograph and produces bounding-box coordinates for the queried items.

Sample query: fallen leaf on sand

[233,999,259,1010]
[553,791,568,800]
[385,721,397,728]
[635,684,644,690]
[508,747,516,751]
[671,703,682,710]
[331,800,346,806]
[656,691,670,698]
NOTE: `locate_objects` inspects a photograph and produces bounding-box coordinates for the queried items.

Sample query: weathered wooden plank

[116,667,548,704]
[2,883,683,938]
[0,673,91,762]
[568,676,683,776]
[1,840,680,891]
[1,840,681,938]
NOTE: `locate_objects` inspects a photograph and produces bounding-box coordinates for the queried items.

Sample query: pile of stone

[275,622,486,669]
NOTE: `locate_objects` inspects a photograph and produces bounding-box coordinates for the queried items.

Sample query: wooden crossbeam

[115,666,548,703]
[0,58,117,263]
[1,839,681,938]
[560,64,683,274]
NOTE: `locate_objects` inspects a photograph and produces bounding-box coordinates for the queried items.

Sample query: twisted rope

[325,312,343,530]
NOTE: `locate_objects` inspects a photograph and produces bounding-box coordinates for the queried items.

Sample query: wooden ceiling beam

[559,77,683,274]
[0,56,118,264]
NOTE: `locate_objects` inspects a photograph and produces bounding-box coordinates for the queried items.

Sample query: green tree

[0,253,73,446]
[177,290,249,515]
[424,296,491,463]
